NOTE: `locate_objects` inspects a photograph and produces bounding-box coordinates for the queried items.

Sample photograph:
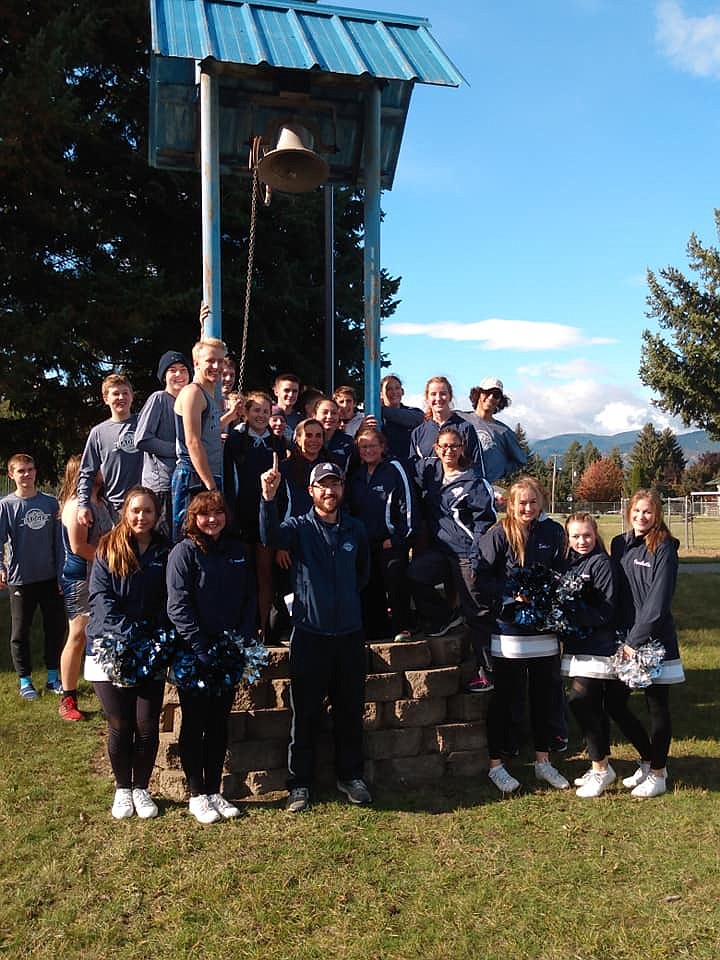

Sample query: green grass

[1,579,719,960]
[550,514,720,560]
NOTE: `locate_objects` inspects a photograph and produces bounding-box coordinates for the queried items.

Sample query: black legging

[487,655,558,759]
[93,679,165,790]
[605,680,672,769]
[567,677,610,761]
[178,688,235,796]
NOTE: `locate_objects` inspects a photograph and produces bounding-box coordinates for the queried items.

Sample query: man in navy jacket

[260,456,371,813]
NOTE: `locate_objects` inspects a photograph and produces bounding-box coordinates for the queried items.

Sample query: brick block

[151,768,187,801]
[446,693,490,723]
[364,727,422,760]
[364,672,404,702]
[369,641,431,673]
[233,680,272,711]
[243,769,288,796]
[226,738,287,771]
[245,708,292,740]
[426,633,466,667]
[427,722,486,755]
[404,666,460,699]
[385,697,447,728]
[272,678,291,709]
[226,713,247,742]
[446,749,490,777]
[261,646,291,679]
[373,753,445,784]
[363,702,384,731]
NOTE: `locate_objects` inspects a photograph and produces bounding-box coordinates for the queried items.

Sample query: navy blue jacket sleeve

[88,554,132,638]
[626,538,678,649]
[166,542,208,653]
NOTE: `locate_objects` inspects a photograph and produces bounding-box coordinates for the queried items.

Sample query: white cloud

[516,358,603,379]
[656,0,720,78]
[384,318,617,350]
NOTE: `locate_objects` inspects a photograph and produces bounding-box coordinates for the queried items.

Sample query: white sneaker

[132,788,159,819]
[111,788,134,819]
[631,771,667,798]
[535,761,570,790]
[574,763,615,788]
[622,761,651,789]
[575,766,616,798]
[188,794,221,824]
[488,765,520,794]
[208,793,241,819]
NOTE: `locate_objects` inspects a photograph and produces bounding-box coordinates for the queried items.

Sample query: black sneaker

[337,779,372,805]
[426,613,464,638]
[550,736,568,754]
[286,787,311,814]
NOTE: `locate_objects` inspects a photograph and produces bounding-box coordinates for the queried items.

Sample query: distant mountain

[528,430,720,463]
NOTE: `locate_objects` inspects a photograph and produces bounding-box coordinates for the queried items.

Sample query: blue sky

[345,0,720,438]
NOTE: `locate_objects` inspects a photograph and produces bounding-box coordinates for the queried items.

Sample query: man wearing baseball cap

[260,455,371,813]
[462,377,527,485]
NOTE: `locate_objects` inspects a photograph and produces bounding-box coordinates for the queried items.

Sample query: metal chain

[238,161,258,393]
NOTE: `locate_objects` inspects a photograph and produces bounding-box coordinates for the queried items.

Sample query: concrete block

[369,641,431,673]
[373,753,445,784]
[385,697,447,728]
[446,749,490,777]
[364,672,404,702]
[363,702,384,731]
[226,713,247,742]
[446,693,490,723]
[272,678,291,709]
[364,727,423,760]
[220,773,252,800]
[261,645,290,679]
[431,722,486,755]
[226,738,287,771]
[159,701,179,733]
[245,708,292,740]
[426,633,466,667]
[152,768,187,802]
[244,769,288,796]
[404,666,460,699]
[458,657,479,685]
[233,680,272,711]
[157,733,182,770]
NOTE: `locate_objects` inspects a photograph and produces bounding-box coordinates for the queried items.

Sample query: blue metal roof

[148,0,464,187]
[150,0,464,86]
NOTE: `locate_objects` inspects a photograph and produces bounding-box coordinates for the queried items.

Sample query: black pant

[606,681,672,769]
[568,677,610,761]
[177,688,235,796]
[93,679,165,789]
[362,543,412,640]
[487,656,558,759]
[9,578,65,677]
[288,628,366,789]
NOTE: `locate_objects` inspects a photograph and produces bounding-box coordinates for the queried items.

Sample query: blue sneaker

[45,679,63,695]
[21,683,40,700]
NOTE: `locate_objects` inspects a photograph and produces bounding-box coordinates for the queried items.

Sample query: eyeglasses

[437,443,461,452]
[312,479,344,489]
[484,390,503,399]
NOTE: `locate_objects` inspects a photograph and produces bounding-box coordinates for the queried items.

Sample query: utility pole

[548,453,560,514]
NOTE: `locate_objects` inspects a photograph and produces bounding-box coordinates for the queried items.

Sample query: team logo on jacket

[20,509,51,530]
[342,542,355,552]
[115,431,138,453]
[633,559,651,568]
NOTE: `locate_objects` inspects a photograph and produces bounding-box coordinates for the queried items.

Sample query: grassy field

[1,575,719,960]
[551,513,720,559]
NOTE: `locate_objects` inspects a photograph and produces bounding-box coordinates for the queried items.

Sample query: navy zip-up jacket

[224,427,287,540]
[87,535,170,653]
[560,546,617,657]
[473,514,565,631]
[418,461,496,559]
[166,535,257,654]
[326,431,355,473]
[410,412,485,482]
[346,457,416,548]
[260,499,370,636]
[380,404,424,469]
[276,448,343,521]
[610,531,679,657]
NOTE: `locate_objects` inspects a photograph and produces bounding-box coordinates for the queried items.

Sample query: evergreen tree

[680,451,720,495]
[642,210,720,438]
[608,445,625,472]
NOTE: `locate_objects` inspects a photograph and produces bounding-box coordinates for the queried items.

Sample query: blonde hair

[7,453,35,473]
[96,487,160,578]
[101,373,133,398]
[501,476,548,567]
[423,376,453,420]
[58,454,82,508]
[192,337,227,364]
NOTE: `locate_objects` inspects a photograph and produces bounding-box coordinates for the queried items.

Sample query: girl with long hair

[167,491,257,823]
[410,376,484,481]
[86,487,170,820]
[58,454,112,720]
[610,489,684,798]
[475,476,568,793]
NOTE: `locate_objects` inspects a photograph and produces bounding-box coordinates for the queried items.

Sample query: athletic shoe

[534,761,570,790]
[426,613,464,638]
[59,694,83,721]
[189,794,221,824]
[488,765,520,794]
[466,673,494,694]
[393,630,413,642]
[574,762,616,787]
[575,766,617,798]
[622,761,651,789]
[337,779,372,805]
[286,787,311,814]
[631,771,667,799]
[45,679,63,695]
[132,788,159,819]
[111,788,134,819]
[550,735,568,754]
[20,683,40,701]
[208,793,241,819]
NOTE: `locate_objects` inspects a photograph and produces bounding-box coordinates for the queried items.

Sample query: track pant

[8,579,65,677]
